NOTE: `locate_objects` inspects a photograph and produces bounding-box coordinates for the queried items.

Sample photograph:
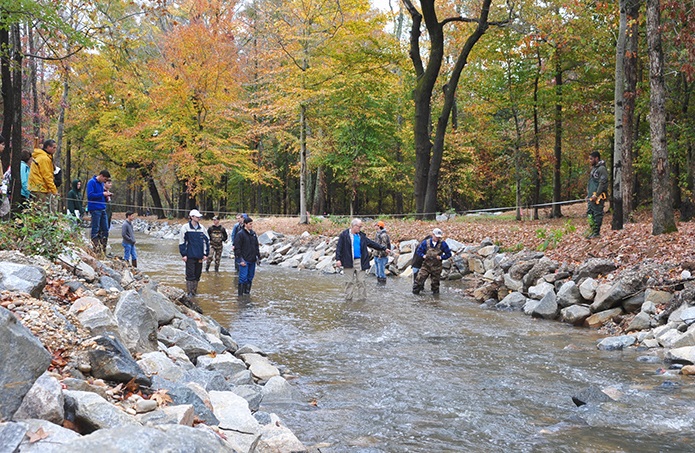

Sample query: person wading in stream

[179,209,209,298]
[206,215,228,272]
[412,228,452,295]
[373,220,391,284]
[233,216,260,296]
[335,218,389,301]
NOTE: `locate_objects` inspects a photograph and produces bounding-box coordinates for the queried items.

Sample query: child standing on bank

[122,211,137,268]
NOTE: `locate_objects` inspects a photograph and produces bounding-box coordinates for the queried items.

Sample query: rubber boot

[100,237,109,256]
[191,281,198,297]
[131,259,137,268]
[92,238,102,254]
[186,281,195,297]
[214,264,219,272]
[238,283,244,296]
[205,262,210,272]
[244,282,252,295]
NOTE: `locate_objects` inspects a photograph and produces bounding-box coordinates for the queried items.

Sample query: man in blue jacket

[86,170,112,254]
[412,228,452,295]
[179,209,210,298]
[335,218,389,301]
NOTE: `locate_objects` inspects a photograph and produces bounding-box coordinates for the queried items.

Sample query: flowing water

[127,233,695,452]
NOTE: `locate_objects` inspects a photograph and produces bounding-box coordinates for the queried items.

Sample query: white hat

[189,209,203,218]
[432,228,443,238]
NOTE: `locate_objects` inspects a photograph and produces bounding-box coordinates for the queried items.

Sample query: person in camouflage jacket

[206,216,228,272]
[587,151,609,238]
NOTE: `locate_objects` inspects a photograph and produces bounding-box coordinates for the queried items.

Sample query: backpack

[54,166,63,188]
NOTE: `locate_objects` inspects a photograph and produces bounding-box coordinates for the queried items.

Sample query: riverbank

[0,246,309,451]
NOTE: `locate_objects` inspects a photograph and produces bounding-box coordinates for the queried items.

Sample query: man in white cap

[179,209,209,297]
[412,227,452,295]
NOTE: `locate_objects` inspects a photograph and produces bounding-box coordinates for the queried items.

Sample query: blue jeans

[239,261,256,285]
[374,256,388,279]
[90,209,109,239]
[123,243,137,261]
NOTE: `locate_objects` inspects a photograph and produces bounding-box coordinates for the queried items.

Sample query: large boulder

[560,305,591,326]
[626,312,652,332]
[585,307,623,329]
[68,297,120,337]
[522,258,558,290]
[579,278,598,300]
[137,351,186,382]
[14,418,80,452]
[571,385,613,406]
[556,281,582,308]
[150,376,218,425]
[495,292,527,311]
[575,258,617,280]
[158,326,216,362]
[114,290,158,354]
[0,422,28,452]
[63,390,140,431]
[528,282,555,300]
[209,390,260,434]
[239,353,280,381]
[591,269,648,313]
[196,353,248,376]
[88,335,151,385]
[260,376,299,406]
[139,286,179,325]
[597,335,636,351]
[0,306,51,421]
[256,413,307,453]
[12,372,64,424]
[0,262,46,298]
[532,290,559,320]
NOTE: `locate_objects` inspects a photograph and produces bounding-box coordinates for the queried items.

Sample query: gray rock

[74,261,97,282]
[12,372,64,424]
[666,346,695,364]
[88,335,151,385]
[137,351,186,382]
[260,376,299,406]
[597,335,636,351]
[63,390,140,430]
[196,353,248,376]
[0,306,51,420]
[477,245,498,257]
[68,297,120,337]
[256,413,307,453]
[556,281,582,308]
[166,345,196,370]
[139,286,179,325]
[585,307,623,329]
[115,290,158,354]
[503,274,523,292]
[64,425,231,452]
[680,307,695,325]
[468,256,485,274]
[137,404,195,427]
[523,299,541,316]
[397,252,414,271]
[0,262,46,298]
[99,275,123,292]
[496,292,527,311]
[61,378,109,400]
[508,260,537,281]
[560,305,591,326]
[150,376,219,425]
[398,240,419,253]
[644,288,673,306]
[232,385,263,412]
[239,353,280,381]
[158,325,216,361]
[532,290,559,319]
[591,270,648,313]
[528,282,555,300]
[15,418,80,452]
[641,300,657,315]
[183,368,231,392]
[575,258,617,280]
[258,231,279,245]
[451,255,470,275]
[626,312,652,332]
[621,291,645,313]
[579,278,598,300]
[571,385,613,406]
[522,258,558,290]
[445,238,466,253]
[209,390,260,434]
[236,344,266,356]
[0,421,28,453]
[96,263,122,284]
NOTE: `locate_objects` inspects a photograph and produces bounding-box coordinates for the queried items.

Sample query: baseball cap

[189,209,203,218]
[212,215,219,220]
[377,221,385,227]
[432,228,443,238]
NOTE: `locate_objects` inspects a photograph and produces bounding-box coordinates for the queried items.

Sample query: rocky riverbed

[3,218,695,451]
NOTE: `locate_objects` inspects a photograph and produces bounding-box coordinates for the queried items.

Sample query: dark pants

[185,258,204,282]
[239,261,256,285]
[90,209,109,239]
[208,244,223,270]
[587,201,605,235]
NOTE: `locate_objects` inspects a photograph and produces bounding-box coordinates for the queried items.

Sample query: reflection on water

[127,233,695,452]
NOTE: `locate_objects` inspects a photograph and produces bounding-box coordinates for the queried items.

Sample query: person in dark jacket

[586,151,609,238]
[411,234,431,283]
[121,211,137,268]
[231,213,246,271]
[206,215,228,272]
[335,218,389,301]
[233,216,260,296]
[413,228,452,295]
[179,209,209,297]
[86,170,112,254]
[66,179,84,220]
[373,220,391,284]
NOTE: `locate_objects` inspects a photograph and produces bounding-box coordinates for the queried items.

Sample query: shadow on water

[127,233,695,452]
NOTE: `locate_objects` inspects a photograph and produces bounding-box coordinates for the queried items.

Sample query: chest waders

[412,242,443,295]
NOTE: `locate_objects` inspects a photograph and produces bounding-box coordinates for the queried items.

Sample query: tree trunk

[0,28,12,173]
[646,0,676,234]
[622,0,640,223]
[9,24,23,212]
[612,0,627,230]
[55,75,69,209]
[532,48,542,220]
[299,103,308,223]
[28,25,40,139]
[551,46,563,218]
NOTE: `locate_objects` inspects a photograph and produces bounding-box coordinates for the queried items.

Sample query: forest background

[0,0,693,232]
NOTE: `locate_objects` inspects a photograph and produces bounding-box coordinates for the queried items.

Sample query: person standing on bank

[66,179,84,219]
[206,215,228,272]
[86,170,112,254]
[19,151,34,208]
[121,211,138,268]
[179,209,209,298]
[412,228,452,295]
[28,139,58,212]
[335,218,389,301]
[231,213,246,271]
[373,220,391,284]
[233,216,260,296]
[587,151,609,239]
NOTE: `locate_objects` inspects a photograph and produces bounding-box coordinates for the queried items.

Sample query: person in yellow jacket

[28,139,58,212]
